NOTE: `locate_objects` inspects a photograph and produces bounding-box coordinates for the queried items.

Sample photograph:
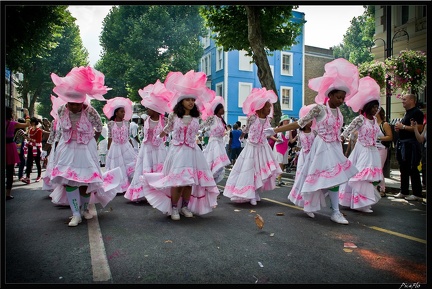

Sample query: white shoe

[305,211,315,218]
[81,209,93,220]
[394,192,407,198]
[405,195,421,201]
[68,215,82,227]
[250,198,257,205]
[180,206,193,218]
[330,212,349,225]
[171,207,180,220]
[355,206,373,213]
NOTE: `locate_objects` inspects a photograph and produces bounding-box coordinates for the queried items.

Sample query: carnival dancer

[49,66,123,227]
[264,58,359,224]
[125,80,172,202]
[200,95,231,185]
[223,87,282,205]
[103,97,137,193]
[339,76,383,213]
[140,70,219,220]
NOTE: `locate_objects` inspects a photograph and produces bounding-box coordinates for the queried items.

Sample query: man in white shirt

[129,114,140,153]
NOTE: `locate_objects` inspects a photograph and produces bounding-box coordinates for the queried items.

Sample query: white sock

[328,190,340,213]
[65,186,81,217]
[80,194,90,212]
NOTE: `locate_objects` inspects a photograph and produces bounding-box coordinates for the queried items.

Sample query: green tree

[332,5,375,65]
[34,23,89,119]
[97,5,205,104]
[5,6,72,72]
[200,5,304,124]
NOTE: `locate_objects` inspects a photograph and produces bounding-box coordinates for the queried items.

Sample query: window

[216,47,223,71]
[215,82,223,97]
[280,86,293,110]
[239,50,253,71]
[281,52,293,76]
[201,53,211,76]
[238,82,253,107]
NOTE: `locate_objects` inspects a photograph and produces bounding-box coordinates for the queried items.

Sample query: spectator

[130,114,140,153]
[15,118,29,182]
[5,106,30,200]
[394,94,424,201]
[229,123,242,165]
[375,106,393,197]
[410,118,426,204]
[224,124,232,156]
[21,117,43,184]
[41,118,51,168]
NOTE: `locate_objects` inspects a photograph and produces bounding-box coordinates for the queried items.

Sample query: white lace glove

[264,128,276,137]
[41,150,47,159]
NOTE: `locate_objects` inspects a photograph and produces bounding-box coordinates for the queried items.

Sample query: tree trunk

[245,6,281,126]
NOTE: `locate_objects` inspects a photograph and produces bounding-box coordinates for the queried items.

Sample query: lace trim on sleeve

[244,114,257,133]
[87,106,103,132]
[342,115,363,139]
[163,112,175,134]
[298,105,323,128]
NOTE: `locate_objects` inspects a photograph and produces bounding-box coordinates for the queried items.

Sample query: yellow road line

[262,198,427,244]
[368,226,427,244]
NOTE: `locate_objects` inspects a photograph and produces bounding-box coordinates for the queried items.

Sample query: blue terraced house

[199,10,305,126]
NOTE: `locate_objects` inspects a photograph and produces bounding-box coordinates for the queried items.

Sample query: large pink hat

[164,70,215,111]
[201,95,225,120]
[299,103,317,130]
[50,95,67,120]
[102,97,133,120]
[51,66,111,103]
[308,58,359,104]
[242,87,278,116]
[345,76,381,113]
[138,79,173,115]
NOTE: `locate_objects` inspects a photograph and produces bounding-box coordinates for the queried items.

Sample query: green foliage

[358,60,386,89]
[332,5,374,65]
[35,22,89,119]
[98,5,205,102]
[385,50,427,96]
[200,5,304,55]
[5,6,74,72]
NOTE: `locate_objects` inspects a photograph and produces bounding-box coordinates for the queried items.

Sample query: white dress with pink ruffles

[48,104,123,207]
[287,103,358,212]
[223,114,282,203]
[339,115,382,209]
[140,113,220,216]
[124,115,167,202]
[105,120,137,192]
[288,129,317,207]
[200,115,231,183]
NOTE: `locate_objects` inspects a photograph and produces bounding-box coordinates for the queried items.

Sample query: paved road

[4,168,427,285]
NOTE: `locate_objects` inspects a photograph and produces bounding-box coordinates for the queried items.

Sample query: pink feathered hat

[102,97,133,121]
[50,95,67,120]
[299,103,317,130]
[164,70,215,111]
[345,76,381,113]
[51,66,111,103]
[138,79,173,115]
[201,95,225,120]
[242,87,278,116]
[308,58,359,104]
